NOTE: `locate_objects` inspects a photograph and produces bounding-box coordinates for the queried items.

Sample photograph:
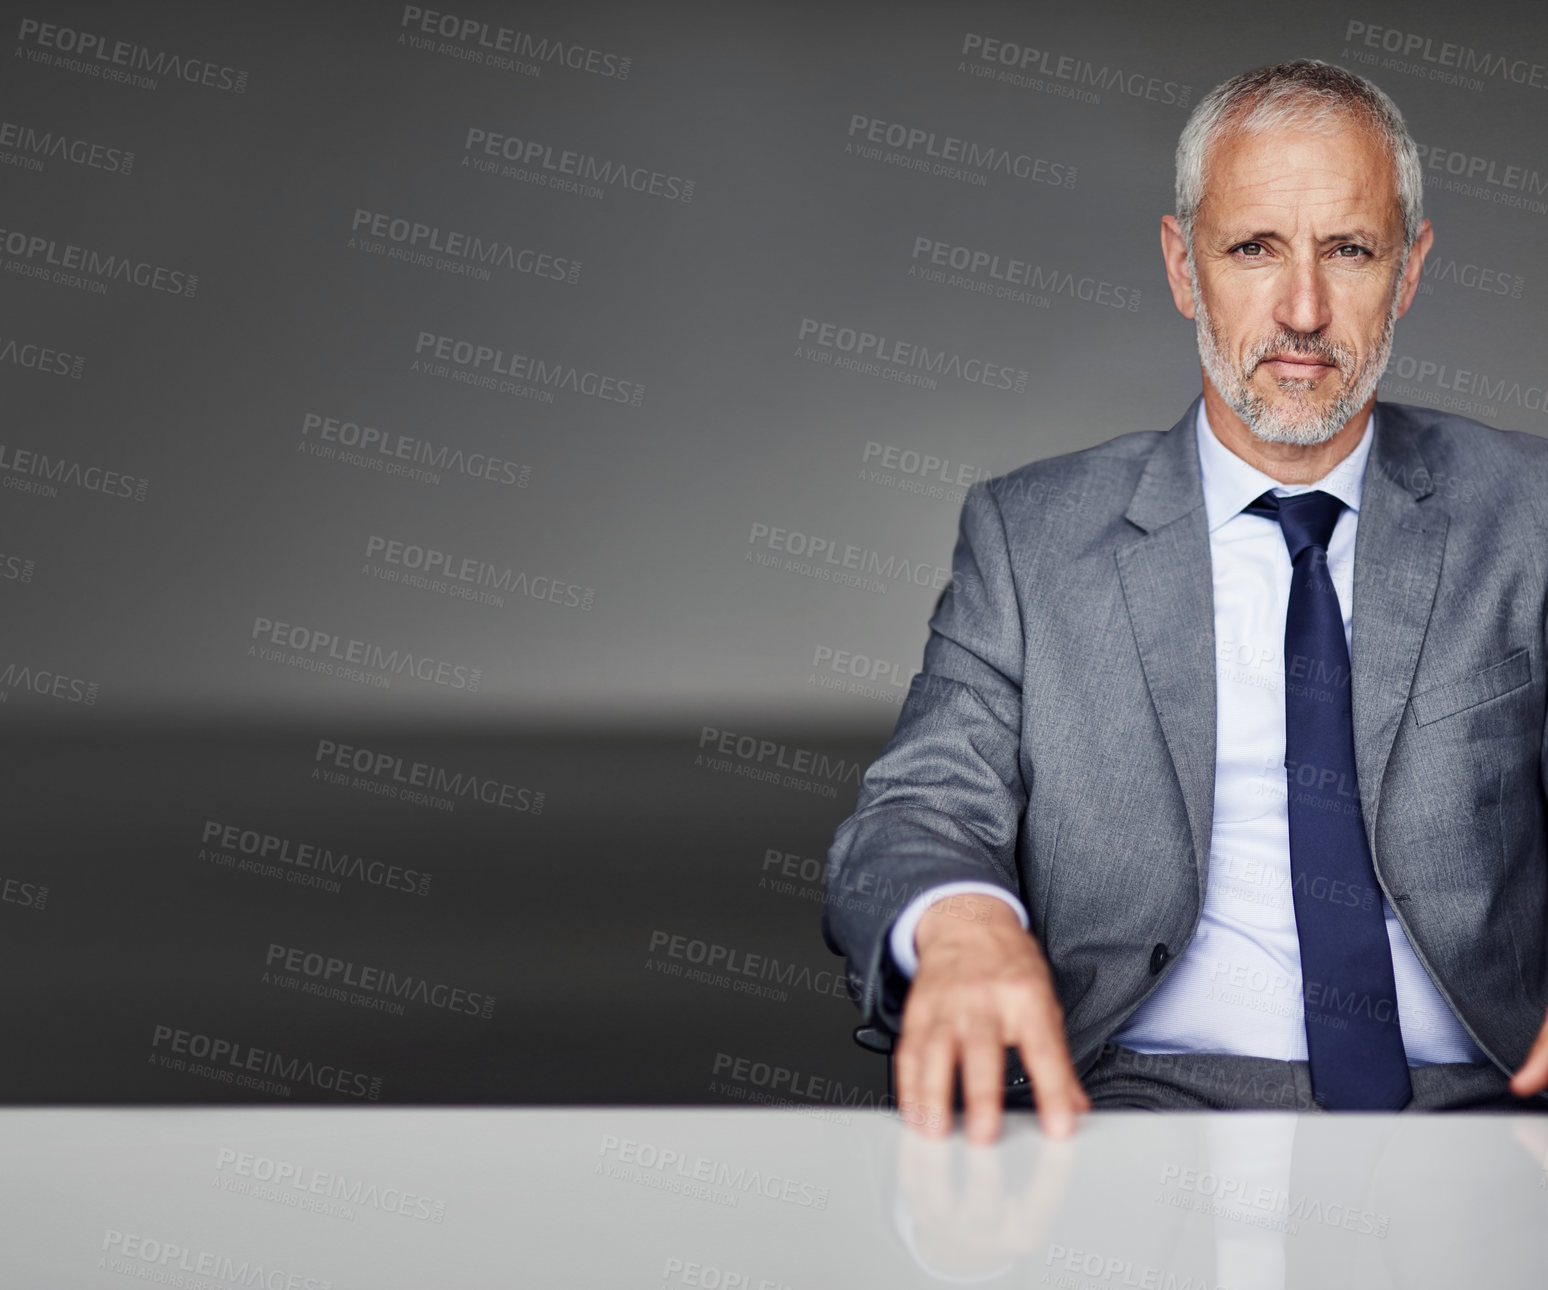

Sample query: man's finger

[895,1023,955,1139]
[893,1031,925,1131]
[915,1023,960,1139]
[959,1019,1007,1145]
[1509,1014,1548,1097]
[1017,1017,1089,1139]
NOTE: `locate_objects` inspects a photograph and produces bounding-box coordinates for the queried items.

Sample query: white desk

[6,1107,1546,1287]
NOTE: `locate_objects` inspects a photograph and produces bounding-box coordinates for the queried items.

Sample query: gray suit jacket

[822,399,1548,1081]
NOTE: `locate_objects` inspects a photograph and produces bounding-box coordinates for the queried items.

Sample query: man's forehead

[1199,124,1400,233]
[1211,121,1388,180]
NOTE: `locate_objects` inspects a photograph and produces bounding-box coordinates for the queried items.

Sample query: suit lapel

[1351,403,1447,856]
[1116,400,1217,901]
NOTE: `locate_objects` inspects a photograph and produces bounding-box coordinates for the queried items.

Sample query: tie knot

[1244,489,1345,562]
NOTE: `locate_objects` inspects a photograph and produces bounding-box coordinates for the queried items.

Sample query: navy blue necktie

[1245,489,1412,1110]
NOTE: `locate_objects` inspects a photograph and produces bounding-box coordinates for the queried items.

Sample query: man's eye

[1334,245,1369,258]
[1235,242,1265,256]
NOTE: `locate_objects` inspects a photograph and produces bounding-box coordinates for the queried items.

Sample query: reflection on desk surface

[4,1107,1546,1288]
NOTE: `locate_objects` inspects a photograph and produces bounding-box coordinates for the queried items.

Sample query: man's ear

[1160,215,1196,319]
[1394,218,1433,321]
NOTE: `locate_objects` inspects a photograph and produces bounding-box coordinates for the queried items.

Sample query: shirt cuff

[887,882,1029,979]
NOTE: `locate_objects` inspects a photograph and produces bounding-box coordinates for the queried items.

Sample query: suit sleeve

[822,478,1031,1034]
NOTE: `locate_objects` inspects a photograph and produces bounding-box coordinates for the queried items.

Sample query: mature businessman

[822,59,1548,1142]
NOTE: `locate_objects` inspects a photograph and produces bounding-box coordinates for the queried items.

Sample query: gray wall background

[1,0,1545,1103]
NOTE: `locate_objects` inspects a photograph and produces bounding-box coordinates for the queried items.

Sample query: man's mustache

[1243,331,1355,374]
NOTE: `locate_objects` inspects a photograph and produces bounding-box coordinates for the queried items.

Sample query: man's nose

[1273,257,1333,337]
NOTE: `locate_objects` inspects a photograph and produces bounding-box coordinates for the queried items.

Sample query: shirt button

[1149,943,1170,975]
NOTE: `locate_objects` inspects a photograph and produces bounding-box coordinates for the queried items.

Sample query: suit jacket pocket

[1409,647,1532,727]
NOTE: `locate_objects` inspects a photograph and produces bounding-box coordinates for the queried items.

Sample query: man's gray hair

[1175,59,1423,254]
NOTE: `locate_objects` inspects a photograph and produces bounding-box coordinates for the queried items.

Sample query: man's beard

[1190,256,1405,446]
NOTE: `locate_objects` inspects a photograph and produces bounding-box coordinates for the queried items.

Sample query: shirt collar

[1195,399,1375,534]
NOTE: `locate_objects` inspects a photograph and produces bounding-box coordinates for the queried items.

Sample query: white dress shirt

[889,402,1485,1065]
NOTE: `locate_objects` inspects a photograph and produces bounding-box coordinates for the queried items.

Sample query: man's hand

[1508,1007,1548,1099]
[894,893,1090,1145]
